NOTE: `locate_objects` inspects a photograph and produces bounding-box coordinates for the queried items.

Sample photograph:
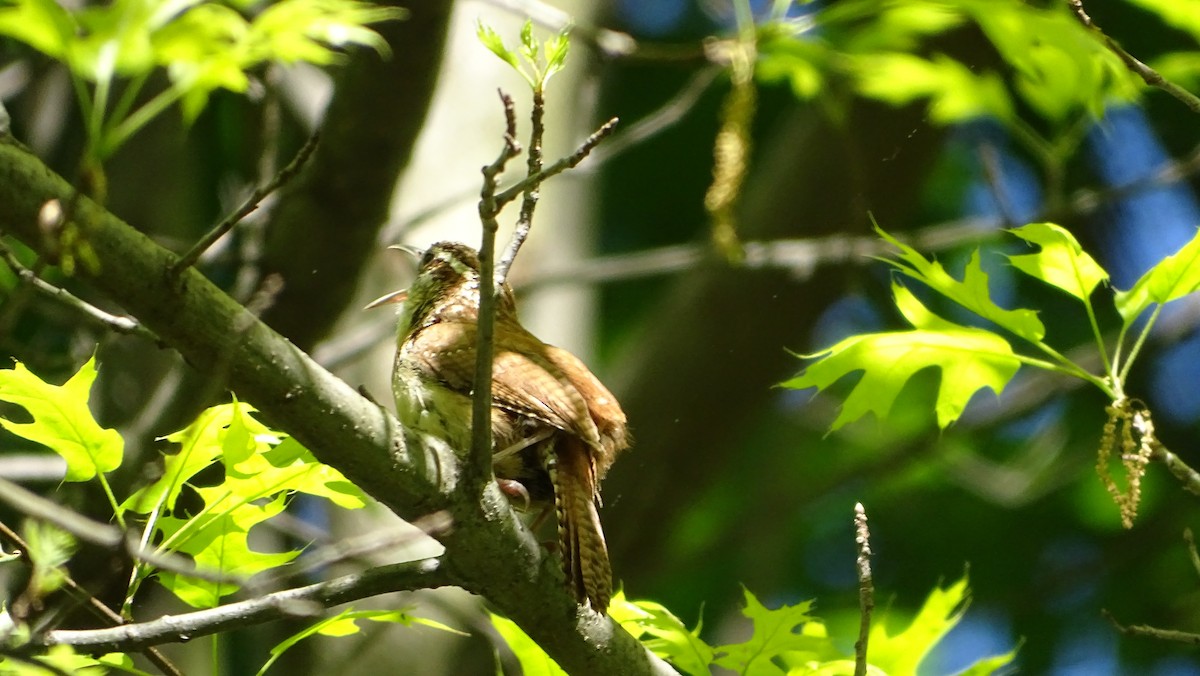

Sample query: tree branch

[45,560,448,654]
[1068,0,1200,114]
[0,137,671,675]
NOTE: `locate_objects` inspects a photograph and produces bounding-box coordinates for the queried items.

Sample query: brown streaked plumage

[374,241,628,613]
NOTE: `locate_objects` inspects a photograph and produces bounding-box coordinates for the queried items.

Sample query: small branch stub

[854,502,874,676]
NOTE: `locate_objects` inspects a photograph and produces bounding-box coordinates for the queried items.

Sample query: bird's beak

[387,243,424,259]
[364,289,408,310]
[365,244,422,310]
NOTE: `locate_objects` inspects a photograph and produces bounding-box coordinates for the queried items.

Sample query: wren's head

[367,241,515,339]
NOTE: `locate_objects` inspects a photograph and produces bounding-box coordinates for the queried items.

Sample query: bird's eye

[419,250,435,268]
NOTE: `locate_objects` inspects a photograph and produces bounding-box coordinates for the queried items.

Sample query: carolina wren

[368,242,628,613]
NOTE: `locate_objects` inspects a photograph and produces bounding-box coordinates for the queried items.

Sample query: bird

[367,241,629,613]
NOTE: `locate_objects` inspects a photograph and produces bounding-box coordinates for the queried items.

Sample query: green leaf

[1126,0,1200,42]
[0,356,123,481]
[610,592,714,676]
[866,575,1015,675]
[878,227,1045,341]
[542,27,571,87]
[712,588,819,676]
[126,401,365,607]
[1113,227,1200,325]
[0,0,76,61]
[785,284,1021,430]
[24,521,75,597]
[1007,222,1108,301]
[851,52,1012,124]
[0,645,140,676]
[966,2,1138,120]
[476,20,520,70]
[519,18,537,63]
[157,493,297,607]
[490,612,567,676]
[259,608,465,676]
[122,402,254,514]
[249,0,405,64]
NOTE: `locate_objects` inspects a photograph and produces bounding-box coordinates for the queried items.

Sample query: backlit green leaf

[867,576,969,673]
[1008,222,1108,301]
[1114,227,1200,324]
[0,356,123,481]
[712,588,819,675]
[610,592,714,676]
[879,227,1045,341]
[490,612,567,676]
[785,285,1021,430]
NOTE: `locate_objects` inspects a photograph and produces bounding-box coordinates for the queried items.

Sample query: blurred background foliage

[3,0,1200,673]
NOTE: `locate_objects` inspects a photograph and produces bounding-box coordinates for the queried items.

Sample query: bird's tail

[548,439,612,613]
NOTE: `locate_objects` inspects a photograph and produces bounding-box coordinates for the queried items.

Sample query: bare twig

[0,521,183,676]
[1150,443,1200,498]
[261,511,452,585]
[0,241,156,341]
[853,503,874,676]
[1068,0,1200,114]
[492,117,618,208]
[473,91,522,483]
[1102,609,1200,645]
[45,559,448,654]
[587,67,721,166]
[1185,529,1200,580]
[172,134,320,275]
[496,88,547,283]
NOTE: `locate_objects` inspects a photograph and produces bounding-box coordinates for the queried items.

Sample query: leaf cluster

[0,0,403,158]
[492,578,1015,675]
[0,356,368,671]
[476,19,569,92]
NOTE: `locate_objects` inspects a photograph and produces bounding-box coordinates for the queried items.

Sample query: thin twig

[1102,609,1200,645]
[473,90,522,483]
[496,88,547,283]
[44,559,448,654]
[1184,529,1200,580]
[0,242,156,341]
[258,511,452,587]
[853,502,874,676]
[1150,443,1200,498]
[1068,0,1200,114]
[492,117,618,208]
[171,133,320,275]
[0,521,183,676]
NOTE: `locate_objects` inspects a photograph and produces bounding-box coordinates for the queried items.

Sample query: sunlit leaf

[1113,227,1200,325]
[878,227,1045,341]
[866,575,1014,675]
[851,52,1012,124]
[157,493,297,607]
[785,285,1021,430]
[476,20,520,70]
[1007,222,1108,301]
[24,521,75,597]
[610,592,714,676]
[1126,0,1200,42]
[0,0,75,60]
[490,612,567,676]
[259,608,465,676]
[712,588,820,675]
[0,356,123,481]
